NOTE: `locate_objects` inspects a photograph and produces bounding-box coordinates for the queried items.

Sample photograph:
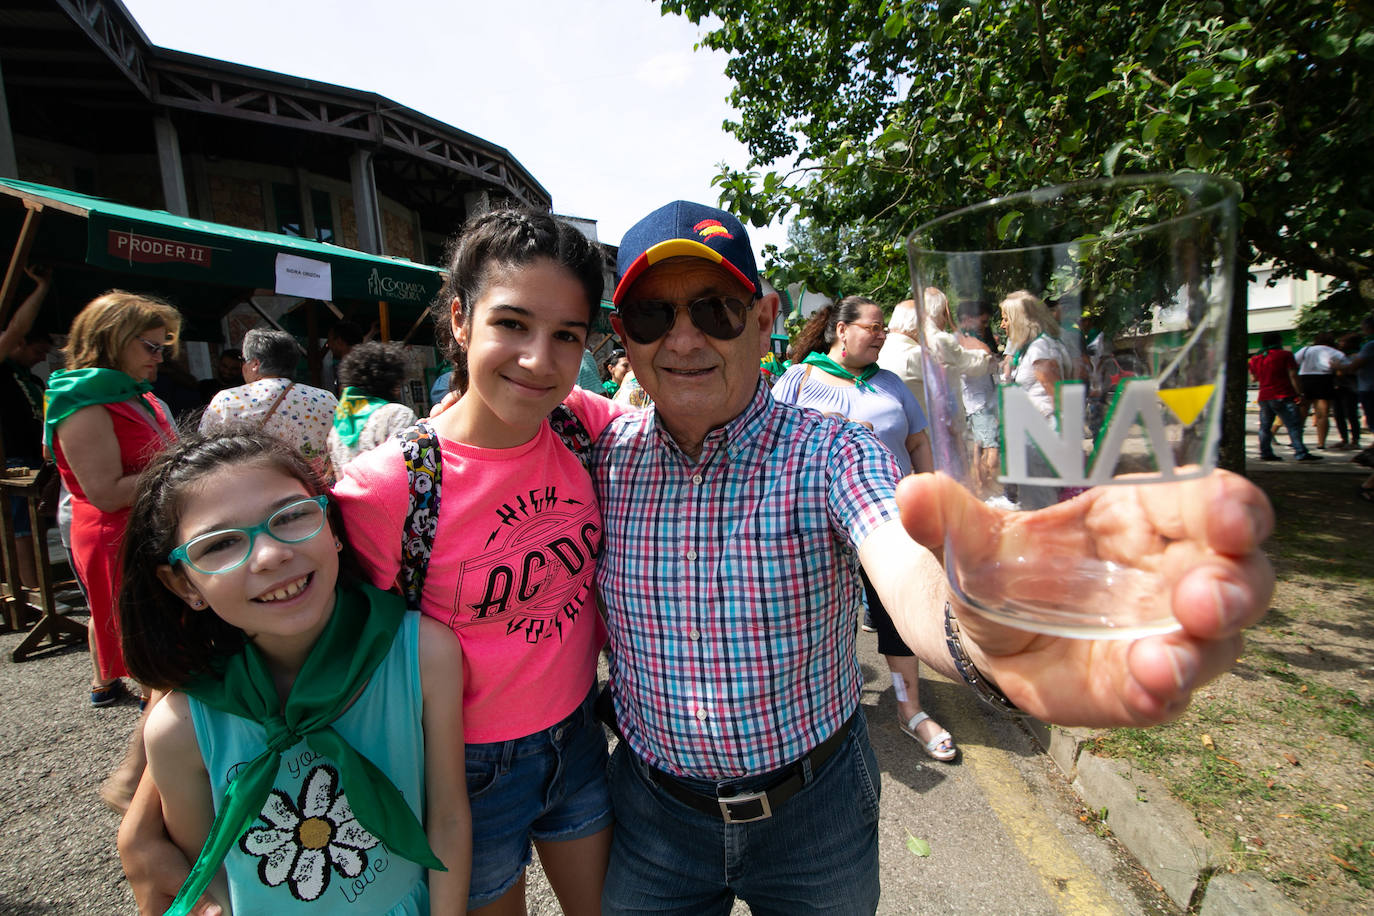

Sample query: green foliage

[660,0,1374,308]
[1294,284,1371,341]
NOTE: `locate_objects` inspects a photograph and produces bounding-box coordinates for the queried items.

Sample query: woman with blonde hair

[44,291,180,805]
[999,290,1075,508]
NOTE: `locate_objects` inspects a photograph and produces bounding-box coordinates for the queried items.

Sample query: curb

[1025,720,1302,914]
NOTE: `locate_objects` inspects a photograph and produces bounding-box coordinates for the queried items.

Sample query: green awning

[0,177,443,309]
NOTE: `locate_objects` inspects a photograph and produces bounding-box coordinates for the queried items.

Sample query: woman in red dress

[44,291,181,706]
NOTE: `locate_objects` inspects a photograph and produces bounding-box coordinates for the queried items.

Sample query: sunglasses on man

[616,295,756,345]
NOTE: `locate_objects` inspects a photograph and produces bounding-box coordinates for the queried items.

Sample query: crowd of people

[1248,320,1374,501]
[0,201,1280,914]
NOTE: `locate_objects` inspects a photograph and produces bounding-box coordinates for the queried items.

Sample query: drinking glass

[908,173,1240,637]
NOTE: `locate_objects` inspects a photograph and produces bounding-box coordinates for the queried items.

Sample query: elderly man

[121,203,1275,915]
[199,328,337,463]
[875,297,928,407]
[594,201,1272,913]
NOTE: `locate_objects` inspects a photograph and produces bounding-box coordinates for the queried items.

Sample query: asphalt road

[0,601,1177,915]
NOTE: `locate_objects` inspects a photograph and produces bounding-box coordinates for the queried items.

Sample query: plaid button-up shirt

[592,382,901,779]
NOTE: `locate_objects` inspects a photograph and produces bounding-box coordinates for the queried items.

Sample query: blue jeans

[465,687,614,907]
[1258,397,1309,458]
[603,709,881,915]
[6,457,37,536]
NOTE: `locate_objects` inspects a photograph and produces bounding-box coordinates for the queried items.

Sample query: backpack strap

[548,403,593,470]
[396,404,588,610]
[398,420,441,611]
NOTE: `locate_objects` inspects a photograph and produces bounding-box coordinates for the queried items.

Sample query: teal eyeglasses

[167,495,329,574]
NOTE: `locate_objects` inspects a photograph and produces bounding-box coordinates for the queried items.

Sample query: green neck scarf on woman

[802,351,879,392]
[332,387,390,448]
[42,368,154,449]
[1009,333,1053,373]
[164,583,444,916]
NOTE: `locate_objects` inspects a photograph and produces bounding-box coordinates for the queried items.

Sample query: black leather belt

[645,715,854,823]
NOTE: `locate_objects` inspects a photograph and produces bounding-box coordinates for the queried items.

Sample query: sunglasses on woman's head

[617,296,755,345]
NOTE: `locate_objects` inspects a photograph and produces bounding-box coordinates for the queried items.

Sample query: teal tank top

[188,608,429,914]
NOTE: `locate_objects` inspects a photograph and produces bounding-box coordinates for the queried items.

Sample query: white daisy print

[240,764,380,902]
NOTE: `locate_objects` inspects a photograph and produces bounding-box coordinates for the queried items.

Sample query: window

[272,183,334,242]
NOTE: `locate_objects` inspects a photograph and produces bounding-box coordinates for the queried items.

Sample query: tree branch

[1033,0,1055,83]
[1248,220,1374,291]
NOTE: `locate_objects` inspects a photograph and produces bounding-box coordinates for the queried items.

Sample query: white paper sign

[274,253,332,299]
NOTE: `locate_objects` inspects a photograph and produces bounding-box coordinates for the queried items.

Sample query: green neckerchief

[5,359,44,423]
[332,386,389,448]
[802,351,879,392]
[760,351,790,378]
[1009,333,1048,373]
[42,368,154,449]
[165,583,444,916]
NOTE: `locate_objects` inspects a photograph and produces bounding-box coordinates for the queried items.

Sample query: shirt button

[686,549,697,560]
[696,708,708,721]
[692,473,704,485]
[689,628,700,641]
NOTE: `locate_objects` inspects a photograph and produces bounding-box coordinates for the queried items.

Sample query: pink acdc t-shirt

[334,388,623,742]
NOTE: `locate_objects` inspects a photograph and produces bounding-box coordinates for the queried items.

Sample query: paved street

[0,611,1176,915]
[6,401,1351,913]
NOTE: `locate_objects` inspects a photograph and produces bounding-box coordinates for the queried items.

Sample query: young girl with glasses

[119,431,469,915]
[332,208,623,914]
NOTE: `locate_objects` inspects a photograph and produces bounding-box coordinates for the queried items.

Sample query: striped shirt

[592,382,901,779]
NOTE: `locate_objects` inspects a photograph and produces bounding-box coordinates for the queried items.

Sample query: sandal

[90,679,128,708]
[1359,487,1374,504]
[900,711,958,762]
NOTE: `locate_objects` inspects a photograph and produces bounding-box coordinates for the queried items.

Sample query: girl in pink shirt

[334,209,621,914]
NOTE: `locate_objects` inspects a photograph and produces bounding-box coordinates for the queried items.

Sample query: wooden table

[0,470,87,660]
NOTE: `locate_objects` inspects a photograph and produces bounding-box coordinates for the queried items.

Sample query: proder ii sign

[108,229,214,267]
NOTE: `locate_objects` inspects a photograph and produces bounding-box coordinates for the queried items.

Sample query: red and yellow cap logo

[694,219,734,242]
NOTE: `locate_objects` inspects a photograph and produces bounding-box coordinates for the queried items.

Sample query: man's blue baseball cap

[613,201,760,307]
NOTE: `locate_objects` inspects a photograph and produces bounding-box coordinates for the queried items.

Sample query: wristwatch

[944,601,1029,717]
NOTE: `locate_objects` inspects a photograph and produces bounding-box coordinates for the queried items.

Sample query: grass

[1086,469,1374,912]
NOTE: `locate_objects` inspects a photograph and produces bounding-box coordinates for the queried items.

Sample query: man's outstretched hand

[896,470,1274,728]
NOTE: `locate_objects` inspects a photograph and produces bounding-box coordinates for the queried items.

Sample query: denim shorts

[967,407,999,448]
[465,687,613,907]
[603,708,881,915]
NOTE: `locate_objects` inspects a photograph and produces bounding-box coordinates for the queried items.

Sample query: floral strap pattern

[548,404,593,469]
[397,405,591,610]
[399,421,441,611]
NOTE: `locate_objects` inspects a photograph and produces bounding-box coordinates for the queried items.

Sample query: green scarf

[42,368,157,449]
[165,583,444,916]
[1009,333,1048,373]
[332,387,389,448]
[802,351,879,392]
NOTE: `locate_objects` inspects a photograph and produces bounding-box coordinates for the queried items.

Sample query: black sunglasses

[136,335,169,358]
[617,296,755,344]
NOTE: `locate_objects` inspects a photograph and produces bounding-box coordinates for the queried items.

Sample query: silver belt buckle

[718,788,772,823]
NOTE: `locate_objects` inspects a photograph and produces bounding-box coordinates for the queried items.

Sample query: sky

[119,0,791,263]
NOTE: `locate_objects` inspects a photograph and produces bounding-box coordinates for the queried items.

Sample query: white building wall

[1246,263,1330,339]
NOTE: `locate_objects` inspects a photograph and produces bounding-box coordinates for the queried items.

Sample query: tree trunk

[1218,247,1250,474]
